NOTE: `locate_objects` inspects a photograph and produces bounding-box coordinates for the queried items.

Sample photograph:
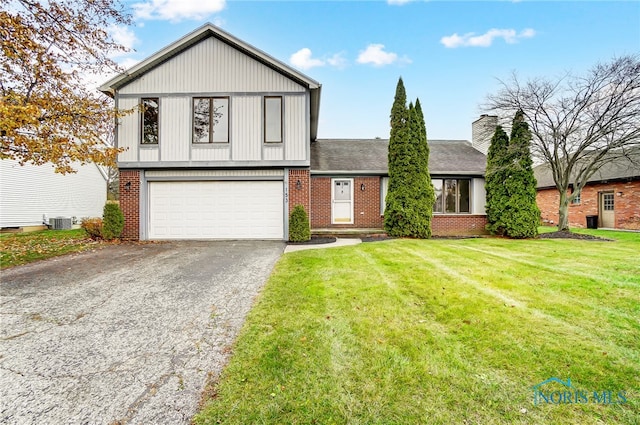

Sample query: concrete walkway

[284,237,362,253]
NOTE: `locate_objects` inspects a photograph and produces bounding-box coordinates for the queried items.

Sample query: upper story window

[193,97,229,144]
[141,98,159,144]
[433,178,470,214]
[264,96,282,143]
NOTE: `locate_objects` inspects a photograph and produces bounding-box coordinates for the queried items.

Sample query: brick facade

[310,176,384,228]
[432,215,488,236]
[310,175,487,234]
[537,180,640,230]
[119,170,140,240]
[288,169,311,216]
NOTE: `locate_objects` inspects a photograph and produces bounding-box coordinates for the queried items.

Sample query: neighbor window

[141,98,159,144]
[193,97,229,143]
[264,96,282,143]
[433,178,471,213]
[603,193,614,211]
[570,186,581,205]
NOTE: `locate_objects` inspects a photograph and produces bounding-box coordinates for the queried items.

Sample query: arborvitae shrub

[289,205,311,242]
[384,79,434,238]
[503,110,540,239]
[102,202,124,240]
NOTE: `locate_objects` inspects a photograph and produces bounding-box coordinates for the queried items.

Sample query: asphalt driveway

[0,241,284,424]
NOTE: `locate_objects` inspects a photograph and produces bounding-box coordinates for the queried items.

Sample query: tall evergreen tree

[502,110,540,238]
[413,99,435,237]
[384,79,433,238]
[485,125,510,235]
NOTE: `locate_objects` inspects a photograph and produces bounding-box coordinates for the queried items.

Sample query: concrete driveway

[0,241,284,424]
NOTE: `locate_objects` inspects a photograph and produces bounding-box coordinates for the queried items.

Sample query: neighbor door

[332,178,353,224]
[599,191,615,228]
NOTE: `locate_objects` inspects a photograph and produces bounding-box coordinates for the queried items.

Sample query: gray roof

[534,150,640,188]
[311,139,487,175]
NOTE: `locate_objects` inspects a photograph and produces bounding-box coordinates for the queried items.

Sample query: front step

[312,228,386,238]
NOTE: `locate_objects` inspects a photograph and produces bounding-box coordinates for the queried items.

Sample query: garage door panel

[148,181,284,239]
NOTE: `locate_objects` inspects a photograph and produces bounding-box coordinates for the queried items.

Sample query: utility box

[50,217,73,230]
[586,215,598,229]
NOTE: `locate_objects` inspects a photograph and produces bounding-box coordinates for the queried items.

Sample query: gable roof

[534,150,640,188]
[311,139,487,175]
[99,23,322,140]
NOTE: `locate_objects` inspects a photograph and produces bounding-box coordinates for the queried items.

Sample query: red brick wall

[310,176,384,228]
[310,176,488,234]
[537,180,640,230]
[288,169,310,216]
[119,170,140,240]
[432,215,488,236]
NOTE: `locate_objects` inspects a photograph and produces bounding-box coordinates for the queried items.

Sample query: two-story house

[101,23,488,240]
[100,24,320,240]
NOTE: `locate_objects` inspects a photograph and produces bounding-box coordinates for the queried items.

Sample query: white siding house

[0,160,107,228]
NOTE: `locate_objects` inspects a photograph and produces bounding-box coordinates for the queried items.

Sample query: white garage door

[148,181,284,239]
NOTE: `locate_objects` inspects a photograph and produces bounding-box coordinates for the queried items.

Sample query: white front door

[599,191,615,228]
[332,178,353,224]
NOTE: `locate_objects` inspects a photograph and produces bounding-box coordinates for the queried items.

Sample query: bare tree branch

[483,55,640,230]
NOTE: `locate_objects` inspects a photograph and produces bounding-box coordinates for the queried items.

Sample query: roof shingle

[534,150,640,188]
[311,139,487,175]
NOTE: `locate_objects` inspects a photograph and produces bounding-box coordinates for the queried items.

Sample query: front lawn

[195,231,640,424]
[0,229,101,269]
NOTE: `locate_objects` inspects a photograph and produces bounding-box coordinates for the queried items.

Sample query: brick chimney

[472,114,498,155]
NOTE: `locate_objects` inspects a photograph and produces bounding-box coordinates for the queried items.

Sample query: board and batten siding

[117,94,308,164]
[232,96,262,161]
[284,96,306,160]
[117,97,139,162]
[0,159,106,227]
[160,97,190,161]
[118,36,305,95]
[115,35,310,166]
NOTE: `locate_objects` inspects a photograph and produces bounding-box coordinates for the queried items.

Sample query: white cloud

[441,28,536,48]
[133,0,226,22]
[290,48,325,70]
[108,25,138,55]
[357,44,410,67]
[327,52,347,69]
[289,48,348,70]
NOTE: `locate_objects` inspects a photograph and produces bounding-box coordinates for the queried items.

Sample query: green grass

[195,230,640,424]
[0,229,101,268]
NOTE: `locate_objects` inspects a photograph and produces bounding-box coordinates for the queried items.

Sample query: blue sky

[112,0,640,141]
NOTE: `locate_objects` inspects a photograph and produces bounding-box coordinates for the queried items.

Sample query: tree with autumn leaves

[1,0,131,173]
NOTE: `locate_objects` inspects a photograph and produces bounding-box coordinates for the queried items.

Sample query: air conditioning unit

[50,217,73,230]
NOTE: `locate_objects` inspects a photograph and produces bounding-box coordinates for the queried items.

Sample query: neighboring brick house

[535,152,640,230]
[100,23,488,240]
